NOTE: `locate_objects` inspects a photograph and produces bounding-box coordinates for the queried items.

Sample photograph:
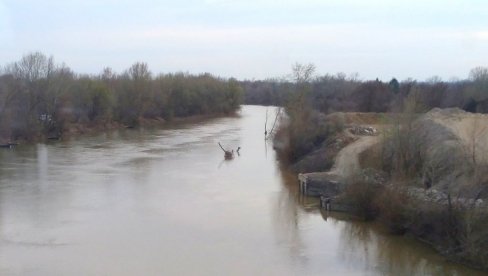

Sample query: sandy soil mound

[299,108,488,193]
[424,108,488,164]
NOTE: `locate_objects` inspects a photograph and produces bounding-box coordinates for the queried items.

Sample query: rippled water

[0,105,485,275]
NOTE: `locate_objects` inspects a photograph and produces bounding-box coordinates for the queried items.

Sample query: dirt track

[310,108,488,181]
[329,135,379,178]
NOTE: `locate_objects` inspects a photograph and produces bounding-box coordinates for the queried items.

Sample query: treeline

[0,52,242,142]
[242,79,292,106]
[268,63,488,162]
[242,67,488,115]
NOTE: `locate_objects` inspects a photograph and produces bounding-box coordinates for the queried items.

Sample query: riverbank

[0,106,483,276]
[0,111,239,146]
[276,108,488,272]
[1,105,486,275]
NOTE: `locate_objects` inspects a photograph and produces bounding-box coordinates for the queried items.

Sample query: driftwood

[218,142,234,159]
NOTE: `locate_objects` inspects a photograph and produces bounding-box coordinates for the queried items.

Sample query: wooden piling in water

[320,196,331,211]
[298,173,307,194]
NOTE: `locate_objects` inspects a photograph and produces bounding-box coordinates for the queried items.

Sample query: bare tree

[4,52,54,82]
[469,67,488,82]
[262,62,312,140]
[291,63,316,84]
[128,62,151,81]
[2,52,57,137]
[467,66,488,103]
[118,62,153,123]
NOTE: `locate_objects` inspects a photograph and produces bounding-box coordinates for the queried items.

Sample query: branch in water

[266,107,282,139]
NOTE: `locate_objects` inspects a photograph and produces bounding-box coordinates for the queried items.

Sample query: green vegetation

[0,52,242,142]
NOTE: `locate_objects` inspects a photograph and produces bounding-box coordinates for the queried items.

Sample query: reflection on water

[0,106,486,275]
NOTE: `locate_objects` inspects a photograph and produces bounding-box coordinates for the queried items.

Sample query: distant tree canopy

[388,78,400,94]
[468,67,488,102]
[242,65,488,115]
[0,52,243,141]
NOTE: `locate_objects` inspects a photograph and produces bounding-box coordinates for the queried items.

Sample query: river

[0,105,485,275]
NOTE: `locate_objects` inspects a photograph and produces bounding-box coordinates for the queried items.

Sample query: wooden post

[320,196,331,211]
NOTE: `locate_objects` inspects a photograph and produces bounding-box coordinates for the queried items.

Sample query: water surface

[0,106,485,275]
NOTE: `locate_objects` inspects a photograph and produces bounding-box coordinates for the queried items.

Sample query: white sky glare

[1,0,487,81]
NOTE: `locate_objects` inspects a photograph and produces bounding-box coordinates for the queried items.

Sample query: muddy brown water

[0,106,486,275]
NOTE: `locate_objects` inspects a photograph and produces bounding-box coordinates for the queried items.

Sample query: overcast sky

[1,0,487,81]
